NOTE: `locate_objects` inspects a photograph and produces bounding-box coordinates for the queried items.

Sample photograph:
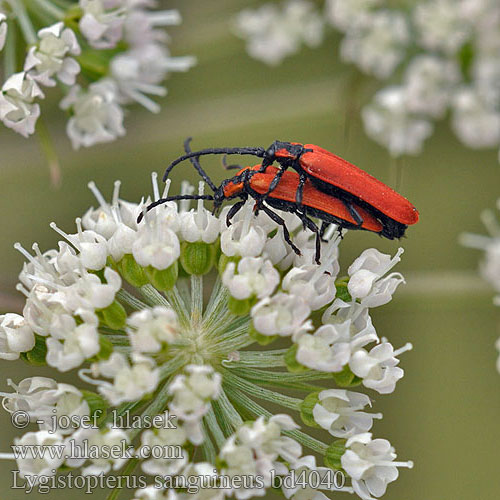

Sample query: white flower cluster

[330,0,500,157]
[461,200,500,373]
[234,0,324,66]
[235,0,500,158]
[0,1,194,147]
[294,247,412,396]
[0,174,412,500]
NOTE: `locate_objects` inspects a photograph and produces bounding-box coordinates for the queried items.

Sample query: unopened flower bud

[180,241,217,276]
[145,262,178,291]
[117,254,149,287]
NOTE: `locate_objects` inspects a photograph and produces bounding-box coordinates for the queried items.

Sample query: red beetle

[162,140,419,238]
[146,164,384,264]
[222,164,384,235]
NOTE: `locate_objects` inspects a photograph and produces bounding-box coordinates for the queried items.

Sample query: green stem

[116,289,148,310]
[204,406,226,449]
[206,311,245,344]
[211,317,253,355]
[140,284,171,307]
[200,420,216,463]
[203,276,223,320]
[128,375,173,440]
[202,285,232,334]
[105,335,130,345]
[112,345,131,354]
[204,307,234,339]
[57,0,77,12]
[223,370,302,411]
[225,364,330,392]
[225,387,328,455]
[175,278,191,309]
[343,69,363,151]
[190,274,203,324]
[256,380,328,393]
[3,19,17,76]
[164,286,191,328]
[159,356,186,379]
[31,0,64,20]
[7,0,37,44]
[211,398,234,438]
[36,117,62,188]
[99,326,126,335]
[230,367,333,383]
[213,332,254,355]
[215,389,243,429]
[284,429,328,455]
[223,349,288,368]
[102,400,144,428]
[76,52,109,78]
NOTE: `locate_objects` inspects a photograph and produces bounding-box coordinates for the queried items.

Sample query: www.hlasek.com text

[11,438,184,462]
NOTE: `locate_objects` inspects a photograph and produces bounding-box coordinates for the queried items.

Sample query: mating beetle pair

[143,139,419,263]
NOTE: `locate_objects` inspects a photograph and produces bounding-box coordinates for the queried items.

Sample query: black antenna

[137,194,214,223]
[163,146,266,181]
[221,155,243,171]
[183,137,218,192]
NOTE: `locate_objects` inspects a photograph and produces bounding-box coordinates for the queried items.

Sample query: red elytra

[163,140,419,228]
[223,165,384,233]
[273,143,419,226]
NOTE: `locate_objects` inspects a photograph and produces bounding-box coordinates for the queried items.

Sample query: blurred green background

[1,0,500,498]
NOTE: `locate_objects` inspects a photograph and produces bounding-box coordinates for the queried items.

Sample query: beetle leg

[253,201,261,216]
[295,173,307,209]
[296,213,322,264]
[264,166,287,195]
[343,200,363,226]
[244,172,265,217]
[260,204,301,257]
[226,198,247,227]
